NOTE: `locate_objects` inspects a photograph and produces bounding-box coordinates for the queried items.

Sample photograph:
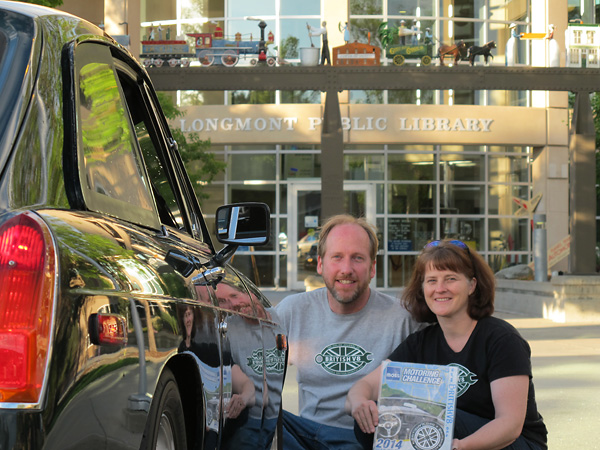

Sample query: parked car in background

[0,2,286,449]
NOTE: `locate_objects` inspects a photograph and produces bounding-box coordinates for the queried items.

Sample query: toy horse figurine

[438,40,465,65]
[467,41,496,65]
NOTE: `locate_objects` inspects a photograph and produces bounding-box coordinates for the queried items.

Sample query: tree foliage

[156,93,226,203]
[20,0,63,7]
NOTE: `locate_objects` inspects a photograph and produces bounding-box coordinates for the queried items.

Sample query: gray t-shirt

[274,287,420,429]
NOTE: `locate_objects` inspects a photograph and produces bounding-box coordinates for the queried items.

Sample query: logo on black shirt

[449,363,478,396]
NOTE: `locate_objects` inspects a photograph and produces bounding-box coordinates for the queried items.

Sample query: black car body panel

[0,3,285,450]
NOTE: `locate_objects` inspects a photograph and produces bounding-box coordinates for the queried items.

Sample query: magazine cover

[373,361,459,450]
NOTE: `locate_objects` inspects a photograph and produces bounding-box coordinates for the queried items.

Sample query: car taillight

[0,213,56,404]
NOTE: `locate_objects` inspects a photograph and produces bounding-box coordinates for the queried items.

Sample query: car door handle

[192,266,226,286]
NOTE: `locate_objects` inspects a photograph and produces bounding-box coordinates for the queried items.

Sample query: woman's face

[184,308,194,337]
[422,264,476,320]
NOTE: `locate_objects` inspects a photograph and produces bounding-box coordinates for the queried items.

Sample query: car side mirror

[215,202,270,246]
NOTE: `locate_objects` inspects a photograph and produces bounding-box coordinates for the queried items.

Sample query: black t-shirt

[388,316,547,449]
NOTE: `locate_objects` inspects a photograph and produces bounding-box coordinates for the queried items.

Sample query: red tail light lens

[0,213,55,404]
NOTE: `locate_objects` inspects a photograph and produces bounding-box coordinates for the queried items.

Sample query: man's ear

[317,256,323,275]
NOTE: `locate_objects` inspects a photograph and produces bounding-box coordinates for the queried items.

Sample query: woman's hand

[351,399,379,434]
[345,363,385,434]
[226,393,247,419]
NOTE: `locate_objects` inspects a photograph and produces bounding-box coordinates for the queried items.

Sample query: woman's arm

[345,363,384,434]
[227,364,256,419]
[452,375,528,450]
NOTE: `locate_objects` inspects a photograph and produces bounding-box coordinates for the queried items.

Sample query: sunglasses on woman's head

[424,239,477,279]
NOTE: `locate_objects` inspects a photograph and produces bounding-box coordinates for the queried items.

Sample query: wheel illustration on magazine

[377,413,402,438]
[409,422,444,450]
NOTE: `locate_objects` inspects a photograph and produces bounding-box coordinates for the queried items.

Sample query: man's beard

[326,279,368,305]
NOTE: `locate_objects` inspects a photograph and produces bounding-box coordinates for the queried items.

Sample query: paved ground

[262,289,600,450]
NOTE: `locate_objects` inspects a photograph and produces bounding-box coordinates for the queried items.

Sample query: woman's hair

[401,240,496,322]
[317,214,379,262]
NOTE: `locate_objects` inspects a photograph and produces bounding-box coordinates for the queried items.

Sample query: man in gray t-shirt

[275,214,420,449]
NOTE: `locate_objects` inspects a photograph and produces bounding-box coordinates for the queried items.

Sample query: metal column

[569,92,597,274]
[320,89,344,221]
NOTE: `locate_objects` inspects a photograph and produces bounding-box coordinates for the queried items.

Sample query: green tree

[157,92,226,203]
[20,0,63,7]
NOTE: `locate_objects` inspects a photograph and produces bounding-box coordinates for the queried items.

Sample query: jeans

[354,409,545,450]
[455,409,544,450]
[282,410,363,450]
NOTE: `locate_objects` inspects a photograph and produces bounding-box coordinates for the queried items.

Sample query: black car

[0,2,286,449]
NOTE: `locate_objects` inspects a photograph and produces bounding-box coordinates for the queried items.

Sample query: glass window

[388,0,435,17]
[282,153,321,179]
[230,254,276,286]
[280,19,321,52]
[488,184,529,215]
[454,0,486,19]
[281,0,320,14]
[79,62,153,211]
[388,183,435,214]
[441,217,483,249]
[440,184,485,214]
[387,254,418,287]
[227,0,275,17]
[349,19,384,47]
[229,184,276,211]
[280,90,321,104]
[388,218,435,251]
[350,0,383,15]
[489,218,529,252]
[440,154,484,181]
[75,45,160,230]
[349,90,384,104]
[489,154,528,183]
[196,182,224,215]
[344,154,385,180]
[230,90,276,104]
[388,154,435,181]
[229,154,276,180]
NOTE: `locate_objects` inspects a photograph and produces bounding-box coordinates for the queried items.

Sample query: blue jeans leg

[455,409,543,450]
[282,410,363,450]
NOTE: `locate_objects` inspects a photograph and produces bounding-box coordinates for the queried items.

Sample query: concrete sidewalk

[262,288,600,449]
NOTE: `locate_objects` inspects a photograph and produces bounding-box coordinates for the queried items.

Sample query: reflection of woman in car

[346,240,548,450]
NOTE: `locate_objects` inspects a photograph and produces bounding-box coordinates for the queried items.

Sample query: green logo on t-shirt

[449,363,478,396]
[315,343,373,375]
[247,347,286,375]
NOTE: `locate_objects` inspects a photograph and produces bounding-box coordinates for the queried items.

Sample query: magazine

[373,361,459,450]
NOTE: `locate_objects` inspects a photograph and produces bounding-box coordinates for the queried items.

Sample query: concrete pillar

[321,90,344,221]
[569,92,597,274]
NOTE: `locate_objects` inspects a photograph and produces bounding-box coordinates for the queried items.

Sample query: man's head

[317,214,378,261]
[316,215,378,312]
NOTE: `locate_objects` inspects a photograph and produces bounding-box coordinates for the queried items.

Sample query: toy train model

[140,26,276,67]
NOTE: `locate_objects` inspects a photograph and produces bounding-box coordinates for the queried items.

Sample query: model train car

[140,39,195,67]
[188,32,276,66]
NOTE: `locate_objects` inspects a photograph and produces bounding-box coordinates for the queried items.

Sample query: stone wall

[495,275,600,323]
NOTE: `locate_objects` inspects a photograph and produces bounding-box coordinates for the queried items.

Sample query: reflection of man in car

[216,279,285,449]
[276,214,421,449]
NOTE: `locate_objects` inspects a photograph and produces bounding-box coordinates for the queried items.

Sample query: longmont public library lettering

[179,104,556,146]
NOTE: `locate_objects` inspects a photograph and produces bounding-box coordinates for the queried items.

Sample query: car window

[116,69,186,231]
[72,44,158,228]
[71,42,188,232]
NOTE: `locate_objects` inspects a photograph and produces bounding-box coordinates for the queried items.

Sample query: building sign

[178,104,550,146]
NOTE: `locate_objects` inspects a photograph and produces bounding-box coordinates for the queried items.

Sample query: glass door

[288,183,375,290]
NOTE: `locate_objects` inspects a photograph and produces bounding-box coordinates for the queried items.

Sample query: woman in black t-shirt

[346,239,547,450]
